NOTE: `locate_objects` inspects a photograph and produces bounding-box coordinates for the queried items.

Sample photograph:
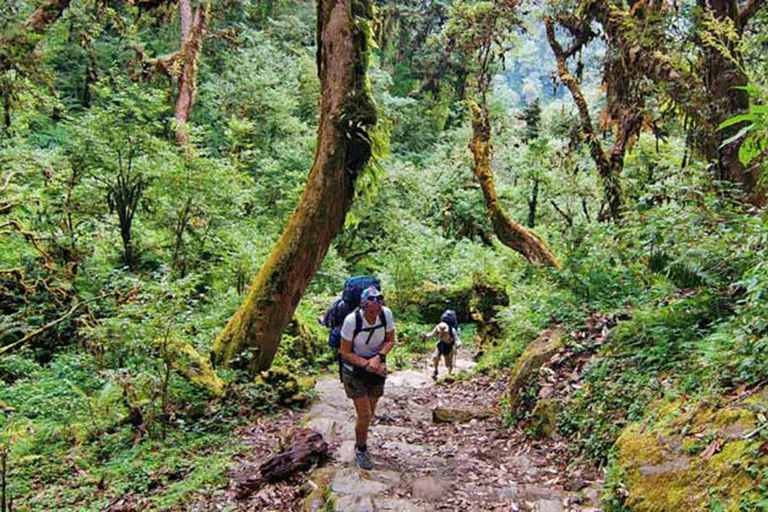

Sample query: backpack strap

[352,309,388,346]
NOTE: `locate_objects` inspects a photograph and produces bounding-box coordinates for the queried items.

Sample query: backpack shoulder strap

[379,310,387,333]
[353,309,363,339]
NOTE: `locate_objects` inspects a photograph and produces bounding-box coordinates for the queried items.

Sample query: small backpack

[440,309,459,339]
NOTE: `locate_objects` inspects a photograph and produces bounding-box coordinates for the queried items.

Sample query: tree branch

[0,294,106,357]
[739,0,766,26]
[546,16,624,219]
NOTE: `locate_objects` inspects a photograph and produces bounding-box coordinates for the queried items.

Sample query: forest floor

[196,348,604,512]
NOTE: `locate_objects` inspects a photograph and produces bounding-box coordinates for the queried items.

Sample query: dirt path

[207,348,603,511]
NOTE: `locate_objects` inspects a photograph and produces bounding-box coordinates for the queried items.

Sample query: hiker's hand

[375,363,388,377]
[421,333,427,340]
[367,356,383,373]
[368,359,387,377]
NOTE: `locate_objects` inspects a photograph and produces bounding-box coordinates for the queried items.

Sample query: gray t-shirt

[340,306,395,359]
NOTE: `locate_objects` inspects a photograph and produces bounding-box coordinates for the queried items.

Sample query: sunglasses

[367,296,384,303]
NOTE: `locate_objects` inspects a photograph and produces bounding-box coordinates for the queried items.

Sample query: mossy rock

[611,395,766,511]
[284,315,326,362]
[156,335,225,396]
[470,272,510,349]
[303,467,337,511]
[530,399,558,439]
[389,281,473,324]
[507,328,564,417]
[255,367,313,407]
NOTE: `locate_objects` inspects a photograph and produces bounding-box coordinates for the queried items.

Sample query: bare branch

[0,219,54,265]
[550,199,574,227]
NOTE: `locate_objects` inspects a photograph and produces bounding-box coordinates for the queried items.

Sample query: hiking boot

[355,447,374,470]
[432,371,438,380]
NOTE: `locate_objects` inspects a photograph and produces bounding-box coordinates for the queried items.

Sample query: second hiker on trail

[423,311,461,379]
[339,285,395,470]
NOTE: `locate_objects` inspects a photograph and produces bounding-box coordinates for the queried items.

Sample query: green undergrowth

[0,348,309,510]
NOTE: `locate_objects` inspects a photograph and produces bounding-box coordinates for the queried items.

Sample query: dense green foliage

[1,0,768,509]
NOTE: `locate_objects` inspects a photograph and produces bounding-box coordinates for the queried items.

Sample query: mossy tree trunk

[545,17,641,221]
[211,0,377,373]
[0,0,71,129]
[174,0,207,147]
[468,103,560,268]
[587,0,765,206]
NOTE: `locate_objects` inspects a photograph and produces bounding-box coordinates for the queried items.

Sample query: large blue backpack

[342,276,380,309]
[324,276,381,349]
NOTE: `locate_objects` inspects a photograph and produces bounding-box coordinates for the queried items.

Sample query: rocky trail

[201,348,604,511]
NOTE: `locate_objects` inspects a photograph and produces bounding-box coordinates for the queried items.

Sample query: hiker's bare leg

[352,396,374,447]
[432,348,440,376]
[370,396,381,417]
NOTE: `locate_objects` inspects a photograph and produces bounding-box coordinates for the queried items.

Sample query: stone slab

[331,468,401,496]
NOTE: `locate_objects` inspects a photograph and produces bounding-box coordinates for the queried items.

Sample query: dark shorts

[341,366,386,399]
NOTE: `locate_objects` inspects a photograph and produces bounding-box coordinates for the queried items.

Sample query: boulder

[507,329,564,417]
[156,335,224,396]
[470,273,510,350]
[530,399,558,439]
[610,392,767,511]
[388,281,473,324]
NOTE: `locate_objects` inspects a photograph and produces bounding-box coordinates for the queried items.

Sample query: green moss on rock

[611,396,766,511]
[157,335,225,396]
[531,399,558,439]
[507,328,564,418]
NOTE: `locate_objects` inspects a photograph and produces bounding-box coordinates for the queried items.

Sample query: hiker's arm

[340,337,372,368]
[379,329,395,357]
[366,329,394,376]
[422,327,437,340]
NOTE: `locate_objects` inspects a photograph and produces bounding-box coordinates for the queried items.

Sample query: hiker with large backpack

[338,284,395,470]
[422,309,461,380]
[319,276,380,379]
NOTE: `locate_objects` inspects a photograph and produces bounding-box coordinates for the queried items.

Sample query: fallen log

[236,428,328,499]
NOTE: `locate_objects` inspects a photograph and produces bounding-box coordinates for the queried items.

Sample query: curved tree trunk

[468,103,560,268]
[545,17,631,220]
[211,0,377,373]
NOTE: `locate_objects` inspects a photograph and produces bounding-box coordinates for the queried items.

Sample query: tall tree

[584,0,767,205]
[173,0,207,146]
[211,0,378,372]
[450,0,560,266]
[544,15,643,220]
